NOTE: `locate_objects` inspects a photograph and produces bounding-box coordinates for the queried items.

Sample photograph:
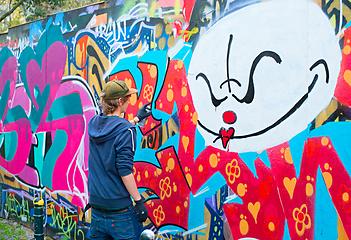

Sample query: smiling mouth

[197,58,329,146]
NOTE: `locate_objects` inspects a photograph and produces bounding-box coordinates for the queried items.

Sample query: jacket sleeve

[115,127,137,177]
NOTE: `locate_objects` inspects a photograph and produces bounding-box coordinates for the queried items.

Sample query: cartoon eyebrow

[231,50,282,103]
[196,73,228,107]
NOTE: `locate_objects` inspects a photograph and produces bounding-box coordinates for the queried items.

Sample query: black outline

[197,58,329,143]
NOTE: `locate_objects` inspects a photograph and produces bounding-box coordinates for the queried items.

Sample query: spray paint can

[138,104,151,127]
[140,229,155,240]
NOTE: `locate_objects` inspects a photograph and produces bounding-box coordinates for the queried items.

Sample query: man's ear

[309,59,329,84]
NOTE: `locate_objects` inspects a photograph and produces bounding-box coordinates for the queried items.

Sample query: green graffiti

[29,84,51,132]
[0,47,14,74]
[42,130,67,189]
[4,105,29,124]
[49,205,85,240]
[36,25,65,61]
[0,131,18,161]
[4,192,32,223]
[0,80,11,119]
[34,132,46,183]
[46,92,83,121]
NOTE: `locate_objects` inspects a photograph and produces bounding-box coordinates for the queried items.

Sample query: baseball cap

[101,80,138,100]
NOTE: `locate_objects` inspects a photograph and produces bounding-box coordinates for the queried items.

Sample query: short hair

[100,92,129,115]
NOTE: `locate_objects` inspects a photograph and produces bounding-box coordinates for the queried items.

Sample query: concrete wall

[0,0,350,239]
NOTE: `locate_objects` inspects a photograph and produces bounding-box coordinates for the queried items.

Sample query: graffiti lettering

[49,204,85,240]
[4,191,32,223]
[1,0,351,239]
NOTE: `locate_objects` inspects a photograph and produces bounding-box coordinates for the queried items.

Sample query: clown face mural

[188,0,342,153]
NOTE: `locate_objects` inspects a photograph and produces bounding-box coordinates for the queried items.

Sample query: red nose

[223,111,236,124]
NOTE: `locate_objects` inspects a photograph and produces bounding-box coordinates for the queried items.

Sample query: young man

[88,80,151,240]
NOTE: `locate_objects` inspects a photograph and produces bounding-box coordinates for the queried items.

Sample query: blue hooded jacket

[88,113,137,209]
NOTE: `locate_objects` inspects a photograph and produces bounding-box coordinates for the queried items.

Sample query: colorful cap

[101,80,138,100]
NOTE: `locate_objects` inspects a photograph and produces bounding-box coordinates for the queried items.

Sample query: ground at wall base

[0,217,53,240]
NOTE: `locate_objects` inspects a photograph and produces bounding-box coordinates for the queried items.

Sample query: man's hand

[135,199,148,222]
[136,103,152,122]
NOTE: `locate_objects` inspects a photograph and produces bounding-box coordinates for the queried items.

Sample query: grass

[0,218,27,240]
[0,217,53,240]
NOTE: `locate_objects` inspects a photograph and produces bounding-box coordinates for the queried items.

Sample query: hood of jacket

[88,113,134,143]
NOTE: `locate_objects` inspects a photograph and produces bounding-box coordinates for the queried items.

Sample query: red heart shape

[220,128,234,148]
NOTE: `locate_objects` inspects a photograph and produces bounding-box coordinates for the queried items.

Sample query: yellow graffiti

[314,98,339,128]
[322,0,351,35]
[179,27,199,40]
[69,35,110,101]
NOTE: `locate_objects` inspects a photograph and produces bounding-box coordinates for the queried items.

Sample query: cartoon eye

[231,50,282,104]
[196,73,228,107]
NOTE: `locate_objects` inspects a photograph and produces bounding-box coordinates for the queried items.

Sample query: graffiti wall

[0,0,351,239]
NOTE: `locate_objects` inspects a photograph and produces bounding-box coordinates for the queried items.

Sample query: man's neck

[107,108,122,117]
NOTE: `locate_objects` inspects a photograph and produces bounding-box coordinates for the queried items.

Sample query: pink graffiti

[0,41,95,208]
[0,56,16,122]
[0,57,32,175]
[26,41,65,112]
[49,79,96,207]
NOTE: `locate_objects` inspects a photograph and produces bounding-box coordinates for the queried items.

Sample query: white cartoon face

[188,0,341,153]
